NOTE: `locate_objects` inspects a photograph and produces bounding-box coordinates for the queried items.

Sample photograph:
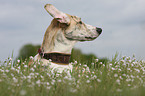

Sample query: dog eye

[79,21,83,24]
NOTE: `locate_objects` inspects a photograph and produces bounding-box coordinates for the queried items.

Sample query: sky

[0,0,145,61]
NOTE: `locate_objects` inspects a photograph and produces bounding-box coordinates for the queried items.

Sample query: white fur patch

[48,63,73,73]
[34,54,72,76]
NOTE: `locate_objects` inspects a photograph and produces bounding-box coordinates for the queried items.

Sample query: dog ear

[44,4,70,25]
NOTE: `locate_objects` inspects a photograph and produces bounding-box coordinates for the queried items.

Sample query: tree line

[17,44,108,67]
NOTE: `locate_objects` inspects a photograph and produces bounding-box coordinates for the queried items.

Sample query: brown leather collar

[38,48,71,65]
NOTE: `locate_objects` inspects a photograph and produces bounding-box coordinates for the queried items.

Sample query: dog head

[44,4,102,42]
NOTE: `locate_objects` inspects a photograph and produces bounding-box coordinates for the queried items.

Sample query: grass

[0,55,145,96]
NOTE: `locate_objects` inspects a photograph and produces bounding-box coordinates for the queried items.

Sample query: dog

[30,4,102,73]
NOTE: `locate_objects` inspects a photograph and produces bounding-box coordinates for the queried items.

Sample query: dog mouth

[85,36,97,40]
[65,35,97,41]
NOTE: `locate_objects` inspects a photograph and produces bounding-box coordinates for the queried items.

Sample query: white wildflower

[131,86,138,90]
[0,69,4,72]
[17,60,20,63]
[95,59,99,62]
[86,80,90,83]
[47,73,51,76]
[33,65,36,68]
[20,90,26,96]
[78,74,81,77]
[76,85,79,88]
[92,71,95,74]
[112,67,116,70]
[116,79,120,85]
[122,74,126,77]
[126,78,131,82]
[74,61,77,64]
[47,87,51,90]
[91,63,94,66]
[86,75,89,78]
[118,69,122,72]
[23,76,27,79]
[123,63,126,67]
[51,80,55,85]
[30,73,34,76]
[70,88,77,93]
[77,80,80,84]
[5,69,9,73]
[128,84,131,86]
[42,64,45,66]
[131,63,134,67]
[11,67,15,70]
[46,82,50,86]
[100,62,103,65]
[13,77,18,83]
[9,58,13,61]
[24,65,28,68]
[8,62,12,65]
[38,62,41,65]
[136,75,139,78]
[92,75,97,79]
[97,79,101,82]
[64,76,69,80]
[27,79,31,83]
[120,60,125,63]
[100,72,102,75]
[128,60,132,63]
[83,65,87,67]
[35,73,39,76]
[36,80,41,85]
[29,56,33,59]
[40,75,44,79]
[17,66,20,70]
[30,68,35,72]
[16,69,20,73]
[126,57,131,60]
[86,67,90,72]
[134,69,140,73]
[17,84,20,86]
[11,73,14,77]
[57,79,62,83]
[130,75,135,79]
[27,75,31,79]
[127,68,131,71]
[116,89,122,92]
[114,74,118,77]
[119,76,123,80]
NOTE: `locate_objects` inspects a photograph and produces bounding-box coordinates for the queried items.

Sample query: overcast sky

[0,0,145,61]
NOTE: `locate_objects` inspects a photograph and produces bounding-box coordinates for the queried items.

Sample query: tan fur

[41,14,76,53]
[28,4,102,73]
[41,19,60,52]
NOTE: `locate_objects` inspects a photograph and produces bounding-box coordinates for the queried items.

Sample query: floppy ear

[44,4,70,25]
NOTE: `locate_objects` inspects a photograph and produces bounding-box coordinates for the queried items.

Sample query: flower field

[0,55,145,96]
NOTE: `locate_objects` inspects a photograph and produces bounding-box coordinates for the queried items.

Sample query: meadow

[0,55,145,96]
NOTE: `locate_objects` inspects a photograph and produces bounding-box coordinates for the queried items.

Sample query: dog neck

[38,48,71,64]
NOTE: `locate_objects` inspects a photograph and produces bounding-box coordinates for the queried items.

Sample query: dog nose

[96,28,102,34]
